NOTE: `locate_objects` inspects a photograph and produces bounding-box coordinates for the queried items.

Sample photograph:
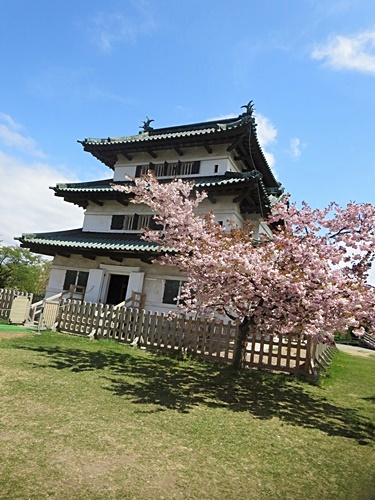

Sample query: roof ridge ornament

[240,100,256,126]
[139,117,154,134]
[241,100,255,115]
[217,101,257,131]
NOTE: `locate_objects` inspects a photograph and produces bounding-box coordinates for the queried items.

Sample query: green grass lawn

[0,330,374,500]
[0,323,37,333]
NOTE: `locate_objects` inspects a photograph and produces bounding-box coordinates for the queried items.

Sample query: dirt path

[0,325,37,339]
[0,331,33,339]
[336,343,375,358]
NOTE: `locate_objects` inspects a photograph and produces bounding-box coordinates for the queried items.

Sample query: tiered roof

[52,171,283,211]
[78,106,278,186]
[18,103,285,260]
[18,229,167,260]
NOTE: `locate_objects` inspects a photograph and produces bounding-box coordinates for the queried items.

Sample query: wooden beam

[85,255,96,261]
[57,252,71,258]
[101,153,117,167]
[208,193,217,204]
[233,189,253,203]
[110,256,123,263]
[174,147,184,156]
[116,198,129,207]
[147,150,157,159]
[64,198,88,209]
[227,136,243,152]
[234,155,247,161]
[123,153,133,161]
[140,255,155,264]
[203,144,213,154]
[89,199,104,206]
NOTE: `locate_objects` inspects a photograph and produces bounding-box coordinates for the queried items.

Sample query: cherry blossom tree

[113,173,375,368]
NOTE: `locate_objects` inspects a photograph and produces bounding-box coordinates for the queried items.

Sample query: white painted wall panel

[46,268,66,297]
[83,214,110,232]
[127,272,145,299]
[85,269,105,303]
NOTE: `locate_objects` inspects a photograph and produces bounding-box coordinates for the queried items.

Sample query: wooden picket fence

[57,299,239,363]
[242,333,336,377]
[0,289,336,378]
[56,299,335,378]
[0,288,33,320]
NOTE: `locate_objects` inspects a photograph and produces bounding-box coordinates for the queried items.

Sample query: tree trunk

[232,318,250,370]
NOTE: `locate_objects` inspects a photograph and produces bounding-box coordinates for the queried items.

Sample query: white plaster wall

[112,144,242,181]
[83,201,157,232]
[46,263,94,298]
[83,195,245,233]
[82,200,164,215]
[47,254,234,318]
[85,269,105,303]
[142,271,185,315]
[198,196,244,229]
[85,200,128,215]
[113,166,136,181]
[259,221,273,239]
[215,213,244,230]
[52,255,97,268]
[114,158,239,181]
[83,214,111,232]
[245,216,273,240]
[46,268,66,297]
[127,271,145,299]
[85,145,247,235]
[46,254,185,312]
[200,156,241,175]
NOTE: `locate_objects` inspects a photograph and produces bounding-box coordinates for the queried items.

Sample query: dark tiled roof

[52,172,284,209]
[82,127,217,146]
[17,229,169,253]
[54,172,268,193]
[77,110,278,186]
[80,115,248,147]
[53,178,117,193]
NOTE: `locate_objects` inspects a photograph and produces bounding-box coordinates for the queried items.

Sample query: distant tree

[114,173,375,368]
[0,245,50,296]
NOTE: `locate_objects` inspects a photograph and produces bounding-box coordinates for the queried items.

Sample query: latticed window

[162,280,181,304]
[110,214,162,231]
[110,215,126,230]
[122,215,135,230]
[63,270,89,291]
[162,280,188,305]
[135,160,200,177]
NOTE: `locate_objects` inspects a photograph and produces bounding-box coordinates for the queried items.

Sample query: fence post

[304,336,314,376]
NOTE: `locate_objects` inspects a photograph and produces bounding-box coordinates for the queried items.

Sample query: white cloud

[89,1,157,53]
[0,113,22,131]
[0,114,45,158]
[288,137,304,159]
[256,114,277,168]
[207,113,237,121]
[312,30,375,74]
[0,151,84,246]
[207,111,278,168]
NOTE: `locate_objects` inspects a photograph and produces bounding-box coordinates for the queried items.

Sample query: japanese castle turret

[18,103,285,313]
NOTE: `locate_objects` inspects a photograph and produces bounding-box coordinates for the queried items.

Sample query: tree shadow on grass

[18,343,374,445]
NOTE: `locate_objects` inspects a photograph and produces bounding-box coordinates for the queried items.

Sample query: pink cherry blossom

[113,173,375,367]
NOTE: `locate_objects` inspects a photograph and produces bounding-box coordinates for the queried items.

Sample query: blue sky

[1,0,375,246]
